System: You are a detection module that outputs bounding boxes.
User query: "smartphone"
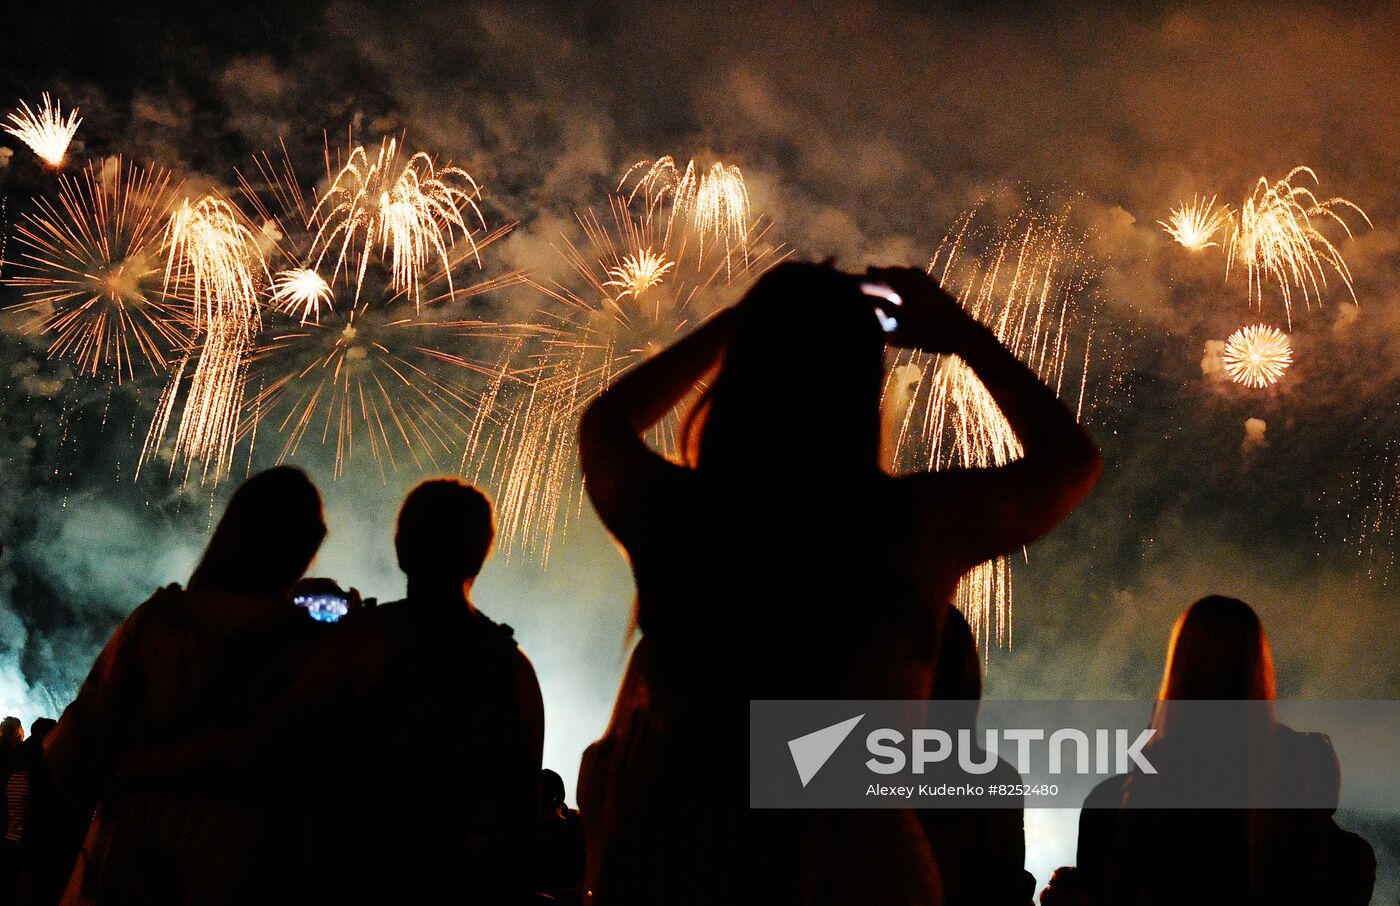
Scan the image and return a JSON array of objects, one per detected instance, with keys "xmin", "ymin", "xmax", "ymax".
[
  {"xmin": 293, "ymin": 592, "xmax": 351, "ymax": 623},
  {"xmin": 860, "ymin": 281, "xmax": 902, "ymax": 333}
]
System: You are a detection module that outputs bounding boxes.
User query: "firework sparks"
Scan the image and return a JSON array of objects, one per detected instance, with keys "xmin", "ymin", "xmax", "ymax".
[
  {"xmin": 246, "ymin": 299, "xmax": 515, "ymax": 479},
  {"xmin": 883, "ymin": 207, "xmax": 1097, "ymax": 649},
  {"xmin": 311, "ymin": 137, "xmax": 485, "ymax": 309},
  {"xmin": 1159, "ymin": 195, "xmax": 1232, "ymax": 250},
  {"xmin": 604, "ymin": 248, "xmax": 675, "ymax": 300},
  {"xmin": 1227, "ymin": 167, "xmax": 1370, "ymax": 327},
  {"xmin": 272, "ymin": 267, "xmax": 333, "ymax": 323},
  {"xmin": 4, "ymin": 94, "xmax": 82, "ymax": 167},
  {"xmin": 622, "ymin": 156, "xmax": 752, "ymax": 269},
  {"xmin": 237, "ymin": 146, "xmax": 529, "ymax": 478},
  {"xmin": 2, "ymin": 157, "xmax": 191, "ymax": 380},
  {"xmin": 477, "ymin": 185, "xmax": 785, "ymax": 561},
  {"xmin": 1222, "ymin": 324, "xmax": 1292, "ymax": 388},
  {"xmin": 142, "ymin": 194, "xmax": 267, "ymax": 481}
]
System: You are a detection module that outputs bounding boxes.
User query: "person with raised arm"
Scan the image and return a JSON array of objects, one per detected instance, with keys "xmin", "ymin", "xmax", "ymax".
[{"xmin": 577, "ymin": 262, "xmax": 1102, "ymax": 904}]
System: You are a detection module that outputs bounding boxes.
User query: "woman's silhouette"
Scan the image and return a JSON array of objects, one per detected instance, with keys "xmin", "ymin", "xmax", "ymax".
[
  {"xmin": 1069, "ymin": 596, "xmax": 1376, "ymax": 905},
  {"xmin": 577, "ymin": 263, "xmax": 1102, "ymax": 903},
  {"xmin": 44, "ymin": 466, "xmax": 328, "ymax": 906}
]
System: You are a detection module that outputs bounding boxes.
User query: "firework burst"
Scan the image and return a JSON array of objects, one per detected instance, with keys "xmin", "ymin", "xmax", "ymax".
[
  {"xmin": 477, "ymin": 183, "xmax": 785, "ymax": 561},
  {"xmin": 1159, "ymin": 195, "xmax": 1232, "ymax": 250},
  {"xmin": 236, "ymin": 146, "xmax": 528, "ymax": 479},
  {"xmin": 1227, "ymin": 167, "xmax": 1370, "ymax": 327},
  {"xmin": 4, "ymin": 94, "xmax": 82, "ymax": 167},
  {"xmin": 311, "ymin": 137, "xmax": 486, "ymax": 309},
  {"xmin": 1222, "ymin": 324, "xmax": 1292, "ymax": 388},
  {"xmin": 622, "ymin": 156, "xmax": 752, "ymax": 271},
  {"xmin": 882, "ymin": 207, "xmax": 1097, "ymax": 649},
  {"xmin": 271, "ymin": 268, "xmax": 333, "ymax": 323},
  {"xmin": 2, "ymin": 157, "xmax": 191, "ymax": 380}
]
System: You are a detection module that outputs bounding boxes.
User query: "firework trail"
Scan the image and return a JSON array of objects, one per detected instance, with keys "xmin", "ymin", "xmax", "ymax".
[
  {"xmin": 2, "ymin": 157, "xmax": 191, "ymax": 380},
  {"xmin": 237, "ymin": 146, "xmax": 529, "ymax": 479},
  {"xmin": 141, "ymin": 194, "xmax": 267, "ymax": 482},
  {"xmin": 1226, "ymin": 167, "xmax": 1370, "ymax": 327},
  {"xmin": 476, "ymin": 177, "xmax": 785, "ymax": 561},
  {"xmin": 882, "ymin": 207, "xmax": 1097, "ymax": 650},
  {"xmin": 4, "ymin": 94, "xmax": 82, "ymax": 167},
  {"xmin": 1159, "ymin": 195, "xmax": 1232, "ymax": 250},
  {"xmin": 1222, "ymin": 324, "xmax": 1292, "ymax": 388},
  {"xmin": 622, "ymin": 156, "xmax": 752, "ymax": 272},
  {"xmin": 311, "ymin": 137, "xmax": 486, "ymax": 310}
]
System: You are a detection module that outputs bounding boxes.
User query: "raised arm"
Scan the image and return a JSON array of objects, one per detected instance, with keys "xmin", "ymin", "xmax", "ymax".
[
  {"xmin": 578, "ymin": 307, "xmax": 738, "ymax": 538},
  {"xmin": 869, "ymin": 267, "xmax": 1103, "ymax": 566}
]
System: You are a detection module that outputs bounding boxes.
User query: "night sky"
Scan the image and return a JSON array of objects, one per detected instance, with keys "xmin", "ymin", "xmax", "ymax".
[{"xmin": 2, "ymin": 0, "xmax": 1397, "ymax": 895}]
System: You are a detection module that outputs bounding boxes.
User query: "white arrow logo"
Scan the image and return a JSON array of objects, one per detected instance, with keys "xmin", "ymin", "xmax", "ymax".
[{"xmin": 787, "ymin": 714, "xmax": 864, "ymax": 787}]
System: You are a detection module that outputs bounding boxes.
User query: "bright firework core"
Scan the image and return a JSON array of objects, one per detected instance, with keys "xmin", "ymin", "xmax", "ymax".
[
  {"xmin": 1159, "ymin": 195, "xmax": 1232, "ymax": 250},
  {"xmin": 3, "ymin": 93, "xmax": 82, "ymax": 167},
  {"xmin": 1222, "ymin": 323, "xmax": 1294, "ymax": 388}
]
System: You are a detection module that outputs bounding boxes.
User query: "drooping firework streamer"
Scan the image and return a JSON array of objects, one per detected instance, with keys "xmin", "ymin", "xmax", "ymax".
[
  {"xmin": 882, "ymin": 206, "xmax": 1098, "ymax": 651},
  {"xmin": 1226, "ymin": 166, "xmax": 1369, "ymax": 328},
  {"xmin": 141, "ymin": 194, "xmax": 266, "ymax": 482}
]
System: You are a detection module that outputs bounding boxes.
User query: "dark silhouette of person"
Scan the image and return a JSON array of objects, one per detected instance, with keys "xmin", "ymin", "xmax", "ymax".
[
  {"xmin": 919, "ymin": 608, "xmax": 1036, "ymax": 905},
  {"xmin": 576, "ymin": 262, "xmax": 1102, "ymax": 904},
  {"xmin": 320, "ymin": 479, "xmax": 545, "ymax": 904},
  {"xmin": 108, "ymin": 479, "xmax": 544, "ymax": 904},
  {"xmin": 0, "ymin": 715, "xmax": 25, "ymax": 898},
  {"xmin": 42, "ymin": 466, "xmax": 329, "ymax": 906},
  {"xmin": 7, "ymin": 717, "xmax": 85, "ymax": 906},
  {"xmin": 1052, "ymin": 596, "xmax": 1375, "ymax": 905},
  {"xmin": 533, "ymin": 768, "xmax": 585, "ymax": 904}
]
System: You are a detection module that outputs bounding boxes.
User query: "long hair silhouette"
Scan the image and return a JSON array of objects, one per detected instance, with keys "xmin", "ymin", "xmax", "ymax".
[
  {"xmin": 188, "ymin": 466, "xmax": 326, "ymax": 595},
  {"xmin": 683, "ymin": 262, "xmax": 885, "ymax": 474}
]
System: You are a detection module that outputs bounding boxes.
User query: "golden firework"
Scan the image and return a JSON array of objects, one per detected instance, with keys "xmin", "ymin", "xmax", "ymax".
[
  {"xmin": 271, "ymin": 268, "xmax": 333, "ymax": 323},
  {"xmin": 476, "ymin": 184, "xmax": 785, "ymax": 562},
  {"xmin": 1222, "ymin": 324, "xmax": 1292, "ymax": 388},
  {"xmin": 604, "ymin": 248, "xmax": 675, "ymax": 300},
  {"xmin": 311, "ymin": 137, "xmax": 485, "ymax": 309},
  {"xmin": 1159, "ymin": 195, "xmax": 1232, "ymax": 250},
  {"xmin": 236, "ymin": 145, "xmax": 530, "ymax": 478},
  {"xmin": 1, "ymin": 157, "xmax": 190, "ymax": 380},
  {"xmin": 622, "ymin": 156, "xmax": 752, "ymax": 270},
  {"xmin": 142, "ymin": 194, "xmax": 267, "ymax": 482},
  {"xmin": 4, "ymin": 94, "xmax": 81, "ymax": 167},
  {"xmin": 883, "ymin": 207, "xmax": 1096, "ymax": 649},
  {"xmin": 1227, "ymin": 167, "xmax": 1370, "ymax": 327}
]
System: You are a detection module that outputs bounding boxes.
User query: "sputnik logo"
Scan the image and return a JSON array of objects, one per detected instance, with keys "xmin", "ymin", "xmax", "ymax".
[{"xmin": 787, "ymin": 714, "xmax": 864, "ymax": 787}]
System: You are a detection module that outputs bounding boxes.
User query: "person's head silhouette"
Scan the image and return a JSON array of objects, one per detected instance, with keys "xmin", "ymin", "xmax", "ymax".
[
  {"xmin": 683, "ymin": 262, "xmax": 885, "ymax": 475},
  {"xmin": 1159, "ymin": 595, "xmax": 1275, "ymax": 702},
  {"xmin": 1150, "ymin": 595, "xmax": 1277, "ymax": 739},
  {"xmin": 541, "ymin": 768, "xmax": 567, "ymax": 812},
  {"xmin": 396, "ymin": 479, "xmax": 495, "ymax": 596},
  {"xmin": 188, "ymin": 466, "xmax": 326, "ymax": 597},
  {"xmin": 0, "ymin": 715, "xmax": 23, "ymax": 749},
  {"xmin": 28, "ymin": 717, "xmax": 56, "ymax": 743}
]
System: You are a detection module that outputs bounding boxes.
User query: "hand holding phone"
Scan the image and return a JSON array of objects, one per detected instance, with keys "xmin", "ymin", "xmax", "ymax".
[
  {"xmin": 859, "ymin": 281, "xmax": 903, "ymax": 333},
  {"xmin": 863, "ymin": 267, "xmax": 979, "ymax": 354},
  {"xmin": 290, "ymin": 577, "xmax": 362, "ymax": 623}
]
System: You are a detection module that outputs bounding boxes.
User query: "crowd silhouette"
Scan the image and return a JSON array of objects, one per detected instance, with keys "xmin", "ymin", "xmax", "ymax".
[{"xmin": 0, "ymin": 263, "xmax": 1376, "ymax": 904}]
